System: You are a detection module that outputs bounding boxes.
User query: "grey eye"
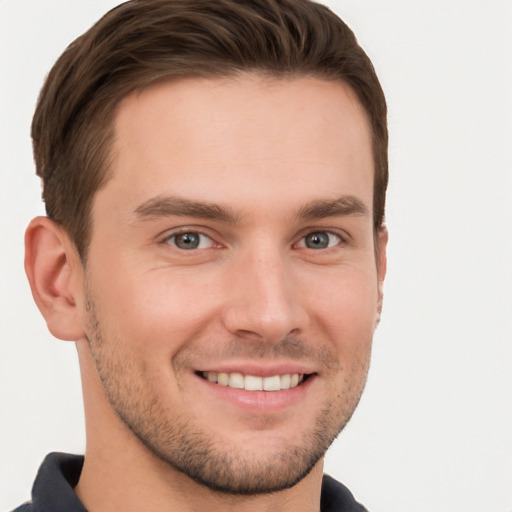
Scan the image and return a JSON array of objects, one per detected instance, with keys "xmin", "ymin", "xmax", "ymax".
[
  {"xmin": 167, "ymin": 232, "xmax": 214, "ymax": 250},
  {"xmin": 300, "ymin": 231, "xmax": 341, "ymax": 249},
  {"xmin": 174, "ymin": 233, "xmax": 200, "ymax": 249}
]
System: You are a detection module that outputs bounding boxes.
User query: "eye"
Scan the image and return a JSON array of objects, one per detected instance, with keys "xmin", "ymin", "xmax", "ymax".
[
  {"xmin": 297, "ymin": 231, "xmax": 342, "ymax": 250},
  {"xmin": 165, "ymin": 232, "xmax": 214, "ymax": 250}
]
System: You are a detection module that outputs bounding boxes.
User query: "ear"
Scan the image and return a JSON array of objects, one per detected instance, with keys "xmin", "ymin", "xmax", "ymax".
[
  {"xmin": 375, "ymin": 226, "xmax": 388, "ymax": 324},
  {"xmin": 24, "ymin": 216, "xmax": 86, "ymax": 341}
]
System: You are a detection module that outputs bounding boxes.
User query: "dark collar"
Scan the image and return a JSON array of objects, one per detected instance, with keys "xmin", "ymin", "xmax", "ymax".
[{"xmin": 16, "ymin": 452, "xmax": 366, "ymax": 512}]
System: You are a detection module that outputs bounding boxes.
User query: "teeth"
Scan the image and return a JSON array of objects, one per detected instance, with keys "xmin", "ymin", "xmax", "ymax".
[
  {"xmin": 217, "ymin": 372, "xmax": 229, "ymax": 386},
  {"xmin": 280, "ymin": 374, "xmax": 291, "ymax": 389},
  {"xmin": 245, "ymin": 375, "xmax": 263, "ymax": 391},
  {"xmin": 202, "ymin": 371, "xmax": 305, "ymax": 391},
  {"xmin": 229, "ymin": 372, "xmax": 244, "ymax": 389},
  {"xmin": 263, "ymin": 375, "xmax": 281, "ymax": 391}
]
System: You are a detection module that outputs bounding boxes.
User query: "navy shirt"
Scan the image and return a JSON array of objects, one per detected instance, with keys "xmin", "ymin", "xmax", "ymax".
[{"xmin": 13, "ymin": 452, "xmax": 367, "ymax": 512}]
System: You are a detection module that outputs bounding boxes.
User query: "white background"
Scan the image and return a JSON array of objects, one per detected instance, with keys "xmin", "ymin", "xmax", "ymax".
[{"xmin": 1, "ymin": 1, "xmax": 511, "ymax": 511}]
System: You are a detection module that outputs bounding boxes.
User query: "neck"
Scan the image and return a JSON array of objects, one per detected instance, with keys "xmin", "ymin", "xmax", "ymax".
[{"xmin": 74, "ymin": 340, "xmax": 324, "ymax": 512}]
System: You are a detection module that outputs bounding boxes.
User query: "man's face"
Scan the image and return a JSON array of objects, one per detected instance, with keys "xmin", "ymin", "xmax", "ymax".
[{"xmin": 80, "ymin": 75, "xmax": 386, "ymax": 494}]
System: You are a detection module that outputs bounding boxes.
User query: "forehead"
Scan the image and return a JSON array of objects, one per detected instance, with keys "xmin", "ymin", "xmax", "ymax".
[{"xmin": 100, "ymin": 74, "xmax": 374, "ymax": 220}]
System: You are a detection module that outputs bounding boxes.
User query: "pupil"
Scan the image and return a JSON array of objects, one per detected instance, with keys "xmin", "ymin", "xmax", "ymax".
[
  {"xmin": 176, "ymin": 233, "xmax": 199, "ymax": 249},
  {"xmin": 306, "ymin": 232, "xmax": 328, "ymax": 249}
]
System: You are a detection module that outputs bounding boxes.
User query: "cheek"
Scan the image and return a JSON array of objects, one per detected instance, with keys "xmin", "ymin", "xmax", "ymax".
[
  {"xmin": 303, "ymin": 264, "xmax": 378, "ymax": 349},
  {"xmin": 89, "ymin": 265, "xmax": 223, "ymax": 354}
]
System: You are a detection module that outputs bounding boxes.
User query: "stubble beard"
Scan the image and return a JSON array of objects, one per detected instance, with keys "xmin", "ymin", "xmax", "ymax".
[{"xmin": 84, "ymin": 294, "xmax": 370, "ymax": 495}]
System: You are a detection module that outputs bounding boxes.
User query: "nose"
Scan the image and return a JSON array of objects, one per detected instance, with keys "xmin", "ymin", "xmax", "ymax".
[{"xmin": 220, "ymin": 247, "xmax": 309, "ymax": 344}]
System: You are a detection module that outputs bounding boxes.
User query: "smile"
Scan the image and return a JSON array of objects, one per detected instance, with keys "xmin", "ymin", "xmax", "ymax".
[{"xmin": 200, "ymin": 371, "xmax": 305, "ymax": 391}]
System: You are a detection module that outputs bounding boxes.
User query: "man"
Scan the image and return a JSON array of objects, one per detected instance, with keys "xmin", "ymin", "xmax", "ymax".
[{"xmin": 15, "ymin": 0, "xmax": 388, "ymax": 510}]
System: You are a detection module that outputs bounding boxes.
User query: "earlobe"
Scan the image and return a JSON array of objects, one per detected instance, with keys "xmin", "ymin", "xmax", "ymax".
[{"xmin": 24, "ymin": 216, "xmax": 86, "ymax": 341}]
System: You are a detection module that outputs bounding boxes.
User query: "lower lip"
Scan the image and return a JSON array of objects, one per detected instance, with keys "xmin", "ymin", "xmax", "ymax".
[{"xmin": 196, "ymin": 374, "xmax": 316, "ymax": 413}]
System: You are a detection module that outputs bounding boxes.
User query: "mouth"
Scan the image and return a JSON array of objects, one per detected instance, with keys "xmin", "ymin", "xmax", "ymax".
[{"xmin": 197, "ymin": 371, "xmax": 312, "ymax": 391}]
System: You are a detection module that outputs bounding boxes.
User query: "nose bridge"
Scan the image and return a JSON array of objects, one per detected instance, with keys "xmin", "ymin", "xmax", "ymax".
[{"xmin": 222, "ymin": 243, "xmax": 307, "ymax": 342}]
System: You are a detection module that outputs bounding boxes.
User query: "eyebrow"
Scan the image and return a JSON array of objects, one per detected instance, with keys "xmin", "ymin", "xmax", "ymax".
[
  {"xmin": 134, "ymin": 194, "xmax": 368, "ymax": 224},
  {"xmin": 296, "ymin": 195, "xmax": 369, "ymax": 221},
  {"xmin": 134, "ymin": 196, "xmax": 241, "ymax": 224}
]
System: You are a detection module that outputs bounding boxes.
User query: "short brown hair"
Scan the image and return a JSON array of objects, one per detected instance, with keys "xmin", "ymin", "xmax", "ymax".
[{"xmin": 32, "ymin": 0, "xmax": 388, "ymax": 259}]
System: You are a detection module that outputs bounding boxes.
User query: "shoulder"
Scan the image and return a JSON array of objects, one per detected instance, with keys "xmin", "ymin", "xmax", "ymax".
[
  {"xmin": 10, "ymin": 505, "xmax": 33, "ymax": 512},
  {"xmin": 9, "ymin": 452, "xmax": 86, "ymax": 512},
  {"xmin": 321, "ymin": 474, "xmax": 368, "ymax": 512}
]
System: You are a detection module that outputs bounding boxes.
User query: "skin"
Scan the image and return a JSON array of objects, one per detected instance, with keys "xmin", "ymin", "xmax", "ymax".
[{"xmin": 25, "ymin": 75, "xmax": 387, "ymax": 512}]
